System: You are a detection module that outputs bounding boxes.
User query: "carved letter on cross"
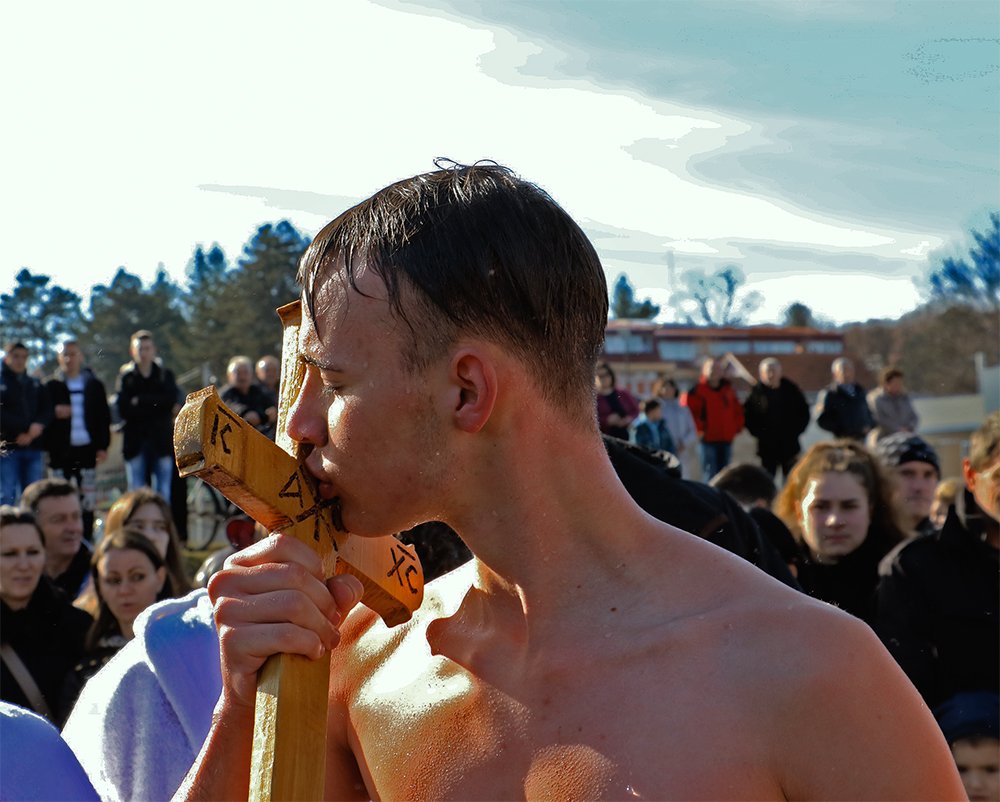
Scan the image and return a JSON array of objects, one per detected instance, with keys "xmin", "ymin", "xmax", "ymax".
[{"xmin": 174, "ymin": 301, "xmax": 424, "ymax": 801}]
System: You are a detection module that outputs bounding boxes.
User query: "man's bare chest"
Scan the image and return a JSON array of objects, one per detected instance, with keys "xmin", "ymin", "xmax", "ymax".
[{"xmin": 346, "ymin": 649, "xmax": 780, "ymax": 801}]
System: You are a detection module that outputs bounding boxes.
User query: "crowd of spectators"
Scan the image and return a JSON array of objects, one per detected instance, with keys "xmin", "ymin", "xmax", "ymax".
[
  {"xmin": 0, "ymin": 331, "xmax": 997, "ymax": 800},
  {"xmin": 597, "ymin": 353, "xmax": 999, "ymax": 799}
]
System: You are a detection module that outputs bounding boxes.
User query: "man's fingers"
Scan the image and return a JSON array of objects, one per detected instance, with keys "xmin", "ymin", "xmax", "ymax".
[
  {"xmin": 328, "ymin": 574, "xmax": 364, "ymax": 617},
  {"xmin": 208, "ymin": 562, "xmax": 338, "ymax": 625},
  {"xmin": 224, "ymin": 533, "xmax": 324, "ymax": 577},
  {"xmin": 218, "ymin": 621, "xmax": 333, "ymax": 675}
]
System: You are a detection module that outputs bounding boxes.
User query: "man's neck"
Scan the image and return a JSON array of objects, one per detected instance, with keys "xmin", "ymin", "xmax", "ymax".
[
  {"xmin": 440, "ymin": 422, "xmax": 671, "ymax": 640},
  {"xmin": 46, "ymin": 550, "xmax": 75, "ymax": 579},
  {"xmin": 64, "ymin": 368, "xmax": 81, "ymax": 380},
  {"xmin": 137, "ymin": 360, "xmax": 154, "ymax": 377}
]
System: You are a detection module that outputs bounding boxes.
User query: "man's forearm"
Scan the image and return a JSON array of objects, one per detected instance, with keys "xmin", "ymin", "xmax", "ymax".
[{"xmin": 173, "ymin": 699, "xmax": 255, "ymax": 802}]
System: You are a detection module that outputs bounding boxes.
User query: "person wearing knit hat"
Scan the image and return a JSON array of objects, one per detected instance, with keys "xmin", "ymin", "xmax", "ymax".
[
  {"xmin": 876, "ymin": 432, "xmax": 941, "ymax": 537},
  {"xmin": 934, "ymin": 691, "xmax": 1000, "ymax": 802}
]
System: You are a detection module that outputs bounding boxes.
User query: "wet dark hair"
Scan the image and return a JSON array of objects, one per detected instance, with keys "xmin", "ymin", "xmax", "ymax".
[{"xmin": 298, "ymin": 162, "xmax": 609, "ymax": 413}]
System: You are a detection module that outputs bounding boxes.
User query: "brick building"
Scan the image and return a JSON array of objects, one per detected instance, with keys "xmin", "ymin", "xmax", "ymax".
[{"xmin": 600, "ymin": 320, "xmax": 874, "ymax": 401}]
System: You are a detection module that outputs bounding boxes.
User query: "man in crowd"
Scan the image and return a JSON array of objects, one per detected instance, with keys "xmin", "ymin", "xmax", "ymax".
[
  {"xmin": 0, "ymin": 342, "xmax": 51, "ymax": 506},
  {"xmin": 742, "ymin": 357, "xmax": 810, "ymax": 481},
  {"xmin": 115, "ymin": 330, "xmax": 179, "ymax": 503},
  {"xmin": 684, "ymin": 356, "xmax": 744, "ymax": 480},
  {"xmin": 20, "ymin": 478, "xmax": 90, "ymax": 600},
  {"xmin": 254, "ymin": 354, "xmax": 280, "ymax": 439},
  {"xmin": 815, "ymin": 356, "xmax": 874, "ymax": 441},
  {"xmin": 44, "ymin": 340, "xmax": 111, "ymax": 540},
  {"xmin": 220, "ymin": 355, "xmax": 272, "ymax": 433},
  {"xmin": 867, "ymin": 366, "xmax": 919, "ymax": 444},
  {"xmin": 877, "ymin": 413, "xmax": 1000, "ymax": 710},
  {"xmin": 66, "ymin": 164, "xmax": 962, "ymax": 801},
  {"xmin": 876, "ymin": 432, "xmax": 941, "ymax": 538}
]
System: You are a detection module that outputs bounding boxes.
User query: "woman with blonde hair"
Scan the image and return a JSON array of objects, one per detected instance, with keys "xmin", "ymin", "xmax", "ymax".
[
  {"xmin": 103, "ymin": 488, "xmax": 190, "ymax": 599},
  {"xmin": 775, "ymin": 439, "xmax": 907, "ymax": 625}
]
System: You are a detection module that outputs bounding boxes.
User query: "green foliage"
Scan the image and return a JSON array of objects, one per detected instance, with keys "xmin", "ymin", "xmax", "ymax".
[
  {"xmin": 79, "ymin": 268, "xmax": 188, "ymax": 389},
  {"xmin": 0, "ymin": 269, "xmax": 84, "ymax": 374},
  {"xmin": 927, "ymin": 212, "xmax": 1000, "ymax": 310},
  {"xmin": 669, "ymin": 265, "xmax": 762, "ymax": 326},
  {"xmin": 611, "ymin": 274, "xmax": 660, "ymax": 319},
  {"xmin": 782, "ymin": 302, "xmax": 816, "ymax": 328}
]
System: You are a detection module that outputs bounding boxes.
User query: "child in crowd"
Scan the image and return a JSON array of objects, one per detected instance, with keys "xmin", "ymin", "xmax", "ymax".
[{"xmin": 935, "ymin": 691, "xmax": 1000, "ymax": 802}]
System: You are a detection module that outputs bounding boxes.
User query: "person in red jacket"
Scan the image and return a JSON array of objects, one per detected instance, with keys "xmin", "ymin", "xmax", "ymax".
[{"xmin": 684, "ymin": 357, "xmax": 745, "ymax": 480}]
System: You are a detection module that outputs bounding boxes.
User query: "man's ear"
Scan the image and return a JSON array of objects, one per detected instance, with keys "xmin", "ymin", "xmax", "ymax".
[
  {"xmin": 449, "ymin": 348, "xmax": 497, "ymax": 433},
  {"xmin": 962, "ymin": 457, "xmax": 976, "ymax": 493}
]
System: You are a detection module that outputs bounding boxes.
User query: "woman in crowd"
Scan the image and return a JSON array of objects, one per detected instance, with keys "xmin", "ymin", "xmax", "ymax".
[
  {"xmin": 594, "ymin": 362, "xmax": 639, "ymax": 441},
  {"xmin": 67, "ymin": 528, "xmax": 168, "ymax": 695},
  {"xmin": 774, "ymin": 440, "xmax": 907, "ymax": 625},
  {"xmin": 103, "ymin": 488, "xmax": 190, "ymax": 598},
  {"xmin": 652, "ymin": 375, "xmax": 700, "ymax": 478},
  {"xmin": 0, "ymin": 507, "xmax": 91, "ymax": 725}
]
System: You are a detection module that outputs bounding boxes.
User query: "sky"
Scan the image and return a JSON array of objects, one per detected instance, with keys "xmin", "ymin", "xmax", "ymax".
[{"xmin": 5, "ymin": 0, "xmax": 998, "ymax": 326}]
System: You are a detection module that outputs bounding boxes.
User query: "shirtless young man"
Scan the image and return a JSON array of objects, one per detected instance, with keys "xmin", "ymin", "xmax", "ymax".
[{"xmin": 178, "ymin": 164, "xmax": 963, "ymax": 800}]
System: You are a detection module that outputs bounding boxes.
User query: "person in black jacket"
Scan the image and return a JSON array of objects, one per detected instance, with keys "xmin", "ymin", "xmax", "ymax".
[
  {"xmin": 877, "ymin": 413, "xmax": 1000, "ymax": 709},
  {"xmin": 0, "ymin": 507, "xmax": 91, "ymax": 726},
  {"xmin": 115, "ymin": 330, "xmax": 179, "ymax": 503},
  {"xmin": 743, "ymin": 358, "xmax": 810, "ymax": 481},
  {"xmin": 220, "ymin": 356, "xmax": 272, "ymax": 434},
  {"xmin": 44, "ymin": 341, "xmax": 111, "ymax": 541},
  {"xmin": 815, "ymin": 357, "xmax": 874, "ymax": 441},
  {"xmin": 0, "ymin": 342, "xmax": 52, "ymax": 507}
]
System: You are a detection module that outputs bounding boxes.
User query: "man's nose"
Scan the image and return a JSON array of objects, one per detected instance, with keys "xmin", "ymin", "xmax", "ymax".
[{"xmin": 285, "ymin": 369, "xmax": 328, "ymax": 447}]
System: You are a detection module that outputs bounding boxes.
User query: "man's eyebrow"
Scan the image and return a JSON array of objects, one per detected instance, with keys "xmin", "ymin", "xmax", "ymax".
[{"xmin": 301, "ymin": 353, "xmax": 343, "ymax": 372}]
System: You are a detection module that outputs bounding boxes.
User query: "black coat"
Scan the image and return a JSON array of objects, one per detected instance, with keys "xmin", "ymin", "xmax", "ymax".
[
  {"xmin": 44, "ymin": 369, "xmax": 112, "ymax": 469},
  {"xmin": 816, "ymin": 382, "xmax": 875, "ymax": 440},
  {"xmin": 115, "ymin": 362, "xmax": 179, "ymax": 459},
  {"xmin": 793, "ymin": 527, "xmax": 896, "ymax": 626},
  {"xmin": 0, "ymin": 362, "xmax": 52, "ymax": 449},
  {"xmin": 876, "ymin": 493, "xmax": 999, "ymax": 709},
  {"xmin": 0, "ymin": 577, "xmax": 92, "ymax": 725},
  {"xmin": 743, "ymin": 378, "xmax": 810, "ymax": 462}
]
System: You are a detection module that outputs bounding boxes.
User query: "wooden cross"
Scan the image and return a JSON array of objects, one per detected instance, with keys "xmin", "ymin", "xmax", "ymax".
[{"xmin": 174, "ymin": 301, "xmax": 424, "ymax": 801}]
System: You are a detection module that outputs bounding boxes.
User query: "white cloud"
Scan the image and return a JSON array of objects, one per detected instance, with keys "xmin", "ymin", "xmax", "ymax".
[{"xmin": 1, "ymin": 0, "xmax": 950, "ymax": 324}]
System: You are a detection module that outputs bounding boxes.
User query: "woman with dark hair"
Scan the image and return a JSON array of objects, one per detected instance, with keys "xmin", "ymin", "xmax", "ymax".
[
  {"xmin": 67, "ymin": 528, "xmax": 168, "ymax": 696},
  {"xmin": 774, "ymin": 440, "xmax": 907, "ymax": 625},
  {"xmin": 594, "ymin": 362, "xmax": 639, "ymax": 440},
  {"xmin": 0, "ymin": 506, "xmax": 91, "ymax": 725}
]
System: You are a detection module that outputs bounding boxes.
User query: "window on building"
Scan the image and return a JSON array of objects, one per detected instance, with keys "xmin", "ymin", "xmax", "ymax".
[
  {"xmin": 708, "ymin": 340, "xmax": 752, "ymax": 355},
  {"xmin": 604, "ymin": 335, "xmax": 625, "ymax": 354},
  {"xmin": 753, "ymin": 340, "xmax": 797, "ymax": 354},
  {"xmin": 806, "ymin": 340, "xmax": 844, "ymax": 354},
  {"xmin": 657, "ymin": 341, "xmax": 698, "ymax": 361}
]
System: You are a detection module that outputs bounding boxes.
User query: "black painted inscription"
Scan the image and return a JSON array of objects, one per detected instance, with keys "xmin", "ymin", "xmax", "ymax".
[{"xmin": 386, "ymin": 546, "xmax": 420, "ymax": 594}]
